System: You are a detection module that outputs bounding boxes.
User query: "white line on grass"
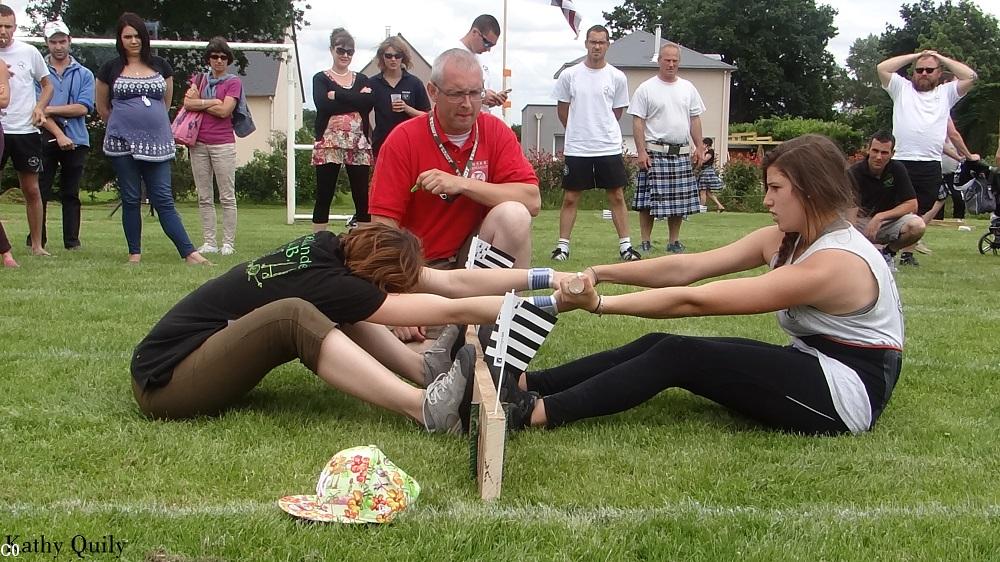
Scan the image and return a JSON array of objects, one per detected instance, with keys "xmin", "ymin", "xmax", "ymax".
[{"xmin": 7, "ymin": 499, "xmax": 1000, "ymax": 523}]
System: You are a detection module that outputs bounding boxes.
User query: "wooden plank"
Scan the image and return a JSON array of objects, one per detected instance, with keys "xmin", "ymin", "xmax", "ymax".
[{"xmin": 468, "ymin": 325, "xmax": 506, "ymax": 501}]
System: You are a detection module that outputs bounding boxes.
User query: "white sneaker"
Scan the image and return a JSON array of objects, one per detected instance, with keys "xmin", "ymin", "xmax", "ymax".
[
  {"xmin": 220, "ymin": 243, "xmax": 235, "ymax": 256},
  {"xmin": 198, "ymin": 243, "xmax": 219, "ymax": 254}
]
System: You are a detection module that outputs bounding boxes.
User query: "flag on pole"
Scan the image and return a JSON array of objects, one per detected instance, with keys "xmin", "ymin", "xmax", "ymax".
[
  {"xmin": 465, "ymin": 236, "xmax": 516, "ymax": 270},
  {"xmin": 551, "ymin": 0, "xmax": 582, "ymax": 38},
  {"xmin": 485, "ymin": 298, "xmax": 558, "ymax": 373}
]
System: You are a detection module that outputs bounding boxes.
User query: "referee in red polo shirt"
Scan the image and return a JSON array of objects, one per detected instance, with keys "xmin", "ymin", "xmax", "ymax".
[{"xmin": 369, "ymin": 48, "xmax": 540, "ymax": 342}]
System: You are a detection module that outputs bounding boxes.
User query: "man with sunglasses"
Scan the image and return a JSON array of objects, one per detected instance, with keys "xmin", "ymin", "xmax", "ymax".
[
  {"xmin": 456, "ymin": 14, "xmax": 508, "ymax": 109},
  {"xmin": 369, "ymin": 49, "xmax": 539, "ymax": 342},
  {"xmin": 877, "ymin": 49, "xmax": 977, "ymax": 249}
]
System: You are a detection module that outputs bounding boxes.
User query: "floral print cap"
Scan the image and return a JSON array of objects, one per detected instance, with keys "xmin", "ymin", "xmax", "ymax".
[{"xmin": 278, "ymin": 445, "xmax": 420, "ymax": 523}]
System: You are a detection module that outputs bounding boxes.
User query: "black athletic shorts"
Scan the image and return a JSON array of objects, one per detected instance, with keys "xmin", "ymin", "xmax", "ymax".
[
  {"xmin": 562, "ymin": 154, "xmax": 627, "ymax": 191},
  {"xmin": 1, "ymin": 133, "xmax": 44, "ymax": 173}
]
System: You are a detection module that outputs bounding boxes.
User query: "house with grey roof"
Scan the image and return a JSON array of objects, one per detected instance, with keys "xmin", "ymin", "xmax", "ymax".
[
  {"xmin": 521, "ymin": 30, "xmax": 735, "ymax": 163},
  {"xmin": 231, "ymin": 51, "xmax": 303, "ymax": 166}
]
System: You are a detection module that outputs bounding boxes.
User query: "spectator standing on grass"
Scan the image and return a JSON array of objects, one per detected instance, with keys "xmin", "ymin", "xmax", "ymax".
[
  {"xmin": 877, "ymin": 49, "xmax": 978, "ymax": 256},
  {"xmin": 551, "ymin": 25, "xmax": 640, "ymax": 262},
  {"xmin": 311, "ymin": 28, "xmax": 374, "ymax": 231},
  {"xmin": 697, "ymin": 137, "xmax": 725, "ymax": 213},
  {"xmin": 630, "ymin": 42, "xmax": 706, "ymax": 254},
  {"xmin": 369, "ymin": 36, "xmax": 431, "ymax": 159},
  {"xmin": 455, "ymin": 14, "xmax": 508, "ymax": 110},
  {"xmin": 183, "ymin": 36, "xmax": 243, "ymax": 257},
  {"xmin": 0, "ymin": 3, "xmax": 54, "ymax": 257},
  {"xmin": 95, "ymin": 12, "xmax": 208, "ymax": 265},
  {"xmin": 0, "ymin": 55, "xmax": 17, "ymax": 267},
  {"xmin": 34, "ymin": 20, "xmax": 93, "ymax": 251}
]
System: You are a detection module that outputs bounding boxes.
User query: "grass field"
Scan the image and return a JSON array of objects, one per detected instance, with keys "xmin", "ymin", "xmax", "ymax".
[{"xmin": 2, "ymin": 201, "xmax": 999, "ymax": 561}]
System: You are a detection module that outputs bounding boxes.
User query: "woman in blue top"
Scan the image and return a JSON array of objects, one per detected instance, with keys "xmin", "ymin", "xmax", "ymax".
[
  {"xmin": 368, "ymin": 36, "xmax": 431, "ymax": 159},
  {"xmin": 95, "ymin": 12, "xmax": 208, "ymax": 265}
]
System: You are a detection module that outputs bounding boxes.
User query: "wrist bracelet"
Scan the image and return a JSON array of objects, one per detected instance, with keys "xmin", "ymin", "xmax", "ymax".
[
  {"xmin": 528, "ymin": 267, "xmax": 554, "ymax": 290},
  {"xmin": 589, "ymin": 295, "xmax": 603, "ymax": 316},
  {"xmin": 586, "ymin": 266, "xmax": 600, "ymax": 285},
  {"xmin": 528, "ymin": 295, "xmax": 558, "ymax": 315}
]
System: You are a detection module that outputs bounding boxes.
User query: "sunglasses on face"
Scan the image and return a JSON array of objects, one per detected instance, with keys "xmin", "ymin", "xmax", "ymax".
[
  {"xmin": 335, "ymin": 47, "xmax": 355, "ymax": 56},
  {"xmin": 383, "ymin": 52, "xmax": 403, "ymax": 60},
  {"xmin": 208, "ymin": 54, "xmax": 229, "ymax": 61},
  {"xmin": 477, "ymin": 30, "xmax": 495, "ymax": 49},
  {"xmin": 914, "ymin": 67, "xmax": 938, "ymax": 74}
]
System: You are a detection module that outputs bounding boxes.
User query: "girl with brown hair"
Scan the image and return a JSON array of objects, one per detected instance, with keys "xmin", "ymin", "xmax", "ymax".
[
  {"xmin": 130, "ymin": 223, "xmax": 587, "ymax": 433},
  {"xmin": 508, "ymin": 134, "xmax": 904, "ymax": 435}
]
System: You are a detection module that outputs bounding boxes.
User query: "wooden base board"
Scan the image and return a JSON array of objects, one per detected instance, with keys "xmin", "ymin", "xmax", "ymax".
[{"xmin": 468, "ymin": 325, "xmax": 506, "ymax": 501}]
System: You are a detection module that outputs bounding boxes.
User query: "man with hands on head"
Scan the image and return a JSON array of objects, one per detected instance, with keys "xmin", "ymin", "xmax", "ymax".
[{"xmin": 369, "ymin": 48, "xmax": 539, "ymax": 343}]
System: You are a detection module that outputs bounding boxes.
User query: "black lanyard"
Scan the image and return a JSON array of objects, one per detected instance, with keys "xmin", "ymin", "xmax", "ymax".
[{"xmin": 428, "ymin": 110, "xmax": 479, "ymax": 182}]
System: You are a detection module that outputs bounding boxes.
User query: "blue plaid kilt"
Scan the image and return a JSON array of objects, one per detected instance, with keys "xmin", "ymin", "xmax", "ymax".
[
  {"xmin": 698, "ymin": 165, "xmax": 724, "ymax": 192},
  {"xmin": 632, "ymin": 153, "xmax": 701, "ymax": 217}
]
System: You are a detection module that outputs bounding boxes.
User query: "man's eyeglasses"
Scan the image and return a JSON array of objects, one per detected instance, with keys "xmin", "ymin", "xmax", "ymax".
[
  {"xmin": 434, "ymin": 85, "xmax": 485, "ymax": 104},
  {"xmin": 383, "ymin": 52, "xmax": 403, "ymax": 60},
  {"xmin": 208, "ymin": 54, "xmax": 229, "ymax": 61},
  {"xmin": 335, "ymin": 47, "xmax": 355, "ymax": 56},
  {"xmin": 914, "ymin": 66, "xmax": 939, "ymax": 74}
]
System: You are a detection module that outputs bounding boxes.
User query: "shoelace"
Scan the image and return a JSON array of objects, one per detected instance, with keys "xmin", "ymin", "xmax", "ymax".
[{"xmin": 424, "ymin": 372, "xmax": 453, "ymax": 405}]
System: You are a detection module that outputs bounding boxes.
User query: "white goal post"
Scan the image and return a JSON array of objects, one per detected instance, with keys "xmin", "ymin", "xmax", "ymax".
[{"xmin": 21, "ymin": 36, "xmax": 334, "ymax": 225}]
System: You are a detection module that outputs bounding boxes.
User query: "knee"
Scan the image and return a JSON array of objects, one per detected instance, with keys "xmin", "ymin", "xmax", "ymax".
[
  {"xmin": 907, "ymin": 218, "xmax": 926, "ymax": 238},
  {"xmin": 561, "ymin": 192, "xmax": 580, "ymax": 208},
  {"xmin": 488, "ymin": 201, "xmax": 532, "ymax": 234},
  {"xmin": 607, "ymin": 188, "xmax": 626, "ymax": 205}
]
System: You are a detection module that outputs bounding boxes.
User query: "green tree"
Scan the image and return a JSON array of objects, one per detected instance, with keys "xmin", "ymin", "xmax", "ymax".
[{"xmin": 603, "ymin": 0, "xmax": 841, "ymax": 122}]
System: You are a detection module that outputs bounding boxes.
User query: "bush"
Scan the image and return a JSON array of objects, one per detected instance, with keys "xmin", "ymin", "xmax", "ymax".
[
  {"xmin": 526, "ymin": 149, "xmax": 639, "ymax": 210},
  {"xmin": 729, "ymin": 117, "xmax": 864, "ymax": 155},
  {"xmin": 235, "ymin": 130, "xmax": 339, "ymax": 204},
  {"xmin": 719, "ymin": 153, "xmax": 765, "ymax": 213}
]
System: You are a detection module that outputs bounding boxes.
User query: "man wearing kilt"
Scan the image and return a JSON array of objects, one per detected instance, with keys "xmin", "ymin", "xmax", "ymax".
[{"xmin": 630, "ymin": 42, "xmax": 706, "ymax": 254}]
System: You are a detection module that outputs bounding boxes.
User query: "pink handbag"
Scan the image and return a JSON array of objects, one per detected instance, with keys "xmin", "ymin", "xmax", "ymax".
[{"xmin": 171, "ymin": 74, "xmax": 205, "ymax": 147}]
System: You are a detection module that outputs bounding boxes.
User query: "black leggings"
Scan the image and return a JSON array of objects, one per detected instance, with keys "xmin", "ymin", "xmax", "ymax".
[
  {"xmin": 526, "ymin": 333, "xmax": 851, "ymax": 435},
  {"xmin": 313, "ymin": 162, "xmax": 370, "ymax": 224}
]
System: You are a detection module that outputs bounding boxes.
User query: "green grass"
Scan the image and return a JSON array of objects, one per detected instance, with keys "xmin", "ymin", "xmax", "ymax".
[{"xmin": 2, "ymin": 201, "xmax": 999, "ymax": 561}]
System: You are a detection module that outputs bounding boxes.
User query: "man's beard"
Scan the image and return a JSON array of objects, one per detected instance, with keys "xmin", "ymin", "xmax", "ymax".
[{"xmin": 912, "ymin": 77, "xmax": 936, "ymax": 92}]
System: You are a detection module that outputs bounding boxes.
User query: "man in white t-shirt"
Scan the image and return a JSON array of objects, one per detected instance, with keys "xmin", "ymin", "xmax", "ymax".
[
  {"xmin": 0, "ymin": 4, "xmax": 55, "ymax": 256},
  {"xmin": 550, "ymin": 25, "xmax": 639, "ymax": 262},
  {"xmin": 877, "ymin": 50, "xmax": 976, "ymax": 223},
  {"xmin": 629, "ymin": 42, "xmax": 706, "ymax": 254},
  {"xmin": 455, "ymin": 14, "xmax": 507, "ymax": 109}
]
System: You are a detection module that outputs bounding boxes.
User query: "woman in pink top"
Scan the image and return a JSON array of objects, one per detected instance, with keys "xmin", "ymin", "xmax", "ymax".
[{"xmin": 183, "ymin": 36, "xmax": 242, "ymax": 256}]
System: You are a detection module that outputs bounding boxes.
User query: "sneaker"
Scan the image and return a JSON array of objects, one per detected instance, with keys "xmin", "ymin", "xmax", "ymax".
[
  {"xmin": 220, "ymin": 243, "xmax": 235, "ymax": 256},
  {"xmin": 198, "ymin": 243, "xmax": 219, "ymax": 254},
  {"xmin": 423, "ymin": 344, "xmax": 475, "ymax": 433},
  {"xmin": 422, "ymin": 325, "xmax": 463, "ymax": 387},
  {"xmin": 914, "ymin": 240, "xmax": 932, "ymax": 255},
  {"xmin": 899, "ymin": 252, "xmax": 919, "ymax": 267},
  {"xmin": 620, "ymin": 246, "xmax": 642, "ymax": 261},
  {"xmin": 699, "ymin": 205, "xmax": 709, "ymax": 213},
  {"xmin": 345, "ymin": 215, "xmax": 358, "ymax": 229},
  {"xmin": 639, "ymin": 240, "xmax": 653, "ymax": 253},
  {"xmin": 551, "ymin": 247, "xmax": 569, "ymax": 261},
  {"xmin": 881, "ymin": 249, "xmax": 897, "ymax": 272},
  {"xmin": 503, "ymin": 387, "xmax": 539, "ymax": 432},
  {"xmin": 666, "ymin": 241, "xmax": 685, "ymax": 254}
]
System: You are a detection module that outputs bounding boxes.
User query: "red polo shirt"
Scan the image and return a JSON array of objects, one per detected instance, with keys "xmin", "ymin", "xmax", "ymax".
[{"xmin": 369, "ymin": 110, "xmax": 538, "ymax": 260}]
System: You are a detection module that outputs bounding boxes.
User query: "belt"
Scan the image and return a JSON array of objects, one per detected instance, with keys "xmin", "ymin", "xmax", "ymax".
[{"xmin": 646, "ymin": 142, "xmax": 689, "ymax": 155}]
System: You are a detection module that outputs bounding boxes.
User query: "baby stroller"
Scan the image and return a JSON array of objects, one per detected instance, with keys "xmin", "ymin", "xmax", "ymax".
[{"xmin": 954, "ymin": 159, "xmax": 999, "ymax": 254}]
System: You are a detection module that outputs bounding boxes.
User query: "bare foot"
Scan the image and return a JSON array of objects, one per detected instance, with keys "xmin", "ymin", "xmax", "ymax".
[
  {"xmin": 2, "ymin": 252, "xmax": 19, "ymax": 268},
  {"xmin": 127, "ymin": 254, "xmax": 142, "ymax": 264},
  {"xmin": 30, "ymin": 246, "xmax": 51, "ymax": 256},
  {"xmin": 185, "ymin": 251, "xmax": 212, "ymax": 265}
]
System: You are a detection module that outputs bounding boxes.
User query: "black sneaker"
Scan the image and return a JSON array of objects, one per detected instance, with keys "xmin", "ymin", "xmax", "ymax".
[
  {"xmin": 551, "ymin": 247, "xmax": 569, "ymax": 261},
  {"xmin": 899, "ymin": 252, "xmax": 919, "ymax": 266},
  {"xmin": 620, "ymin": 246, "xmax": 642, "ymax": 261},
  {"xmin": 503, "ymin": 388, "xmax": 539, "ymax": 432}
]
